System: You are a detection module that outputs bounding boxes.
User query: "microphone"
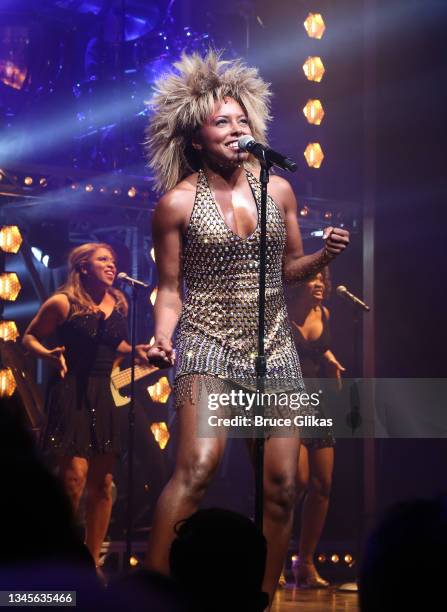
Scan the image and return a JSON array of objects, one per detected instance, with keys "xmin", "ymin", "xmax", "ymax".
[
  {"xmin": 336, "ymin": 285, "xmax": 370, "ymax": 312},
  {"xmin": 238, "ymin": 136, "xmax": 297, "ymax": 173},
  {"xmin": 117, "ymin": 272, "xmax": 150, "ymax": 290}
]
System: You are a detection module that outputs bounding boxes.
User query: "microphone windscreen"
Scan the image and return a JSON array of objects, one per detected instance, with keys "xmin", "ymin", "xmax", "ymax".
[
  {"xmin": 238, "ymin": 135, "xmax": 255, "ymax": 150},
  {"xmin": 336, "ymin": 285, "xmax": 347, "ymax": 296}
]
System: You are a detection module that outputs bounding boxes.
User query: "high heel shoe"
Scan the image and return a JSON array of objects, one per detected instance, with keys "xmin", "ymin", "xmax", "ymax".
[{"xmin": 295, "ymin": 560, "xmax": 330, "ymax": 589}]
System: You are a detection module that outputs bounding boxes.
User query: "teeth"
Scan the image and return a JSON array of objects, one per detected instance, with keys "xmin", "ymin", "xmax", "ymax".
[{"xmin": 227, "ymin": 142, "xmax": 239, "ymax": 149}]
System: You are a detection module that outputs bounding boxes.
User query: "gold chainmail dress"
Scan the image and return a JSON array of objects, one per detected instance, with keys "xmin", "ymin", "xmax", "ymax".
[{"xmin": 175, "ymin": 168, "xmax": 304, "ymax": 421}]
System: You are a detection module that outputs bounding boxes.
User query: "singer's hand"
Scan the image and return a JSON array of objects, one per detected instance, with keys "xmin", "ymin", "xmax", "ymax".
[
  {"xmin": 323, "ymin": 352, "xmax": 346, "ymax": 390},
  {"xmin": 44, "ymin": 346, "xmax": 68, "ymax": 378},
  {"xmin": 322, "ymin": 227, "xmax": 350, "ymax": 257},
  {"xmin": 135, "ymin": 344, "xmax": 151, "ymax": 366},
  {"xmin": 147, "ymin": 338, "xmax": 175, "ymax": 369}
]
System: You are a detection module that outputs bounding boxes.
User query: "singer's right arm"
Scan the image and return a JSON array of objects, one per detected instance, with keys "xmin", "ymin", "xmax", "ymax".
[{"xmin": 149, "ymin": 191, "xmax": 187, "ymax": 366}]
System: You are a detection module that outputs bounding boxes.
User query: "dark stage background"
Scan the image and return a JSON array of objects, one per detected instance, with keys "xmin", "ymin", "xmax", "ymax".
[{"xmin": 0, "ymin": 0, "xmax": 445, "ymax": 572}]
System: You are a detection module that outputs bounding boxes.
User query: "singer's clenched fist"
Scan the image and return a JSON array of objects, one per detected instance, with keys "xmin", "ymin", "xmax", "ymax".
[
  {"xmin": 322, "ymin": 227, "xmax": 350, "ymax": 257},
  {"xmin": 147, "ymin": 338, "xmax": 175, "ymax": 369}
]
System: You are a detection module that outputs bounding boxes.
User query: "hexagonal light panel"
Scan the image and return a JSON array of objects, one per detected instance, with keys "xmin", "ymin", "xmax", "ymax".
[
  {"xmin": 0, "ymin": 320, "xmax": 19, "ymax": 341},
  {"xmin": 0, "ymin": 272, "xmax": 21, "ymax": 301},
  {"xmin": 0, "ymin": 226, "xmax": 23, "ymax": 253},
  {"xmin": 304, "ymin": 143, "xmax": 325, "ymax": 168},
  {"xmin": 304, "ymin": 13, "xmax": 326, "ymax": 39},
  {"xmin": 303, "ymin": 99, "xmax": 325, "ymax": 125},
  {"xmin": 302, "ymin": 57, "xmax": 325, "ymax": 82},
  {"xmin": 150, "ymin": 422, "xmax": 170, "ymax": 450},
  {"xmin": 147, "ymin": 376, "xmax": 171, "ymax": 403},
  {"xmin": 0, "ymin": 367, "xmax": 16, "ymax": 397}
]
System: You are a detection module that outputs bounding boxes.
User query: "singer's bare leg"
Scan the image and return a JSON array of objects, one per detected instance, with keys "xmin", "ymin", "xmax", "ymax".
[
  {"xmin": 297, "ymin": 445, "xmax": 334, "ymax": 565},
  {"xmin": 145, "ymin": 388, "xmax": 227, "ymax": 574},
  {"xmin": 59, "ymin": 456, "xmax": 88, "ymax": 514},
  {"xmin": 85, "ymin": 454, "xmax": 115, "ymax": 567},
  {"xmin": 248, "ymin": 436, "xmax": 300, "ymax": 607}
]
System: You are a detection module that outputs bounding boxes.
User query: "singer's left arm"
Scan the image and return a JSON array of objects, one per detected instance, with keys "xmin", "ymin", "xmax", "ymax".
[{"xmin": 271, "ymin": 176, "xmax": 350, "ymax": 282}]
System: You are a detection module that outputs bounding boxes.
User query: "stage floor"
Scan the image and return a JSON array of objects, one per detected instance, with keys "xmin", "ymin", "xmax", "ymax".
[{"xmin": 273, "ymin": 584, "xmax": 359, "ymax": 611}]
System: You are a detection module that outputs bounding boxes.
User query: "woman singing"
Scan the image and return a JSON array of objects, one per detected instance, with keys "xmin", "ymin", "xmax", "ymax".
[
  {"xmin": 144, "ymin": 51, "xmax": 349, "ymax": 604},
  {"xmin": 23, "ymin": 243, "xmax": 150, "ymax": 568},
  {"xmin": 288, "ymin": 269, "xmax": 345, "ymax": 588}
]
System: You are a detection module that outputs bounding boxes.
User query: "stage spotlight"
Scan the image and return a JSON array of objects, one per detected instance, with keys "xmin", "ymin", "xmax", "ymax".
[
  {"xmin": 291, "ymin": 554, "xmax": 299, "ymax": 562},
  {"xmin": 147, "ymin": 376, "xmax": 171, "ymax": 403},
  {"xmin": 150, "ymin": 287, "xmax": 158, "ymax": 306},
  {"xmin": 344, "ymin": 554, "xmax": 354, "ymax": 565},
  {"xmin": 24, "ymin": 176, "xmax": 33, "ymax": 186},
  {"xmin": 70, "ymin": 183, "xmax": 78, "ymax": 190},
  {"xmin": 99, "ymin": 186, "xmax": 107, "ymax": 194},
  {"xmin": 0, "ymin": 320, "xmax": 19, "ymax": 342},
  {"xmin": 85, "ymin": 184, "xmax": 94, "ymax": 192},
  {"xmin": 39, "ymin": 177, "xmax": 48, "ymax": 187},
  {"xmin": 150, "ymin": 422, "xmax": 170, "ymax": 450},
  {"xmin": 317, "ymin": 554, "xmax": 327, "ymax": 563},
  {"xmin": 324, "ymin": 211, "xmax": 332, "ymax": 219},
  {"xmin": 303, "ymin": 99, "xmax": 325, "ymax": 125},
  {"xmin": 304, "ymin": 143, "xmax": 324, "ymax": 168},
  {"xmin": 0, "ymin": 273, "xmax": 21, "ymax": 301},
  {"xmin": 304, "ymin": 13, "xmax": 326, "ymax": 39},
  {"xmin": 0, "ymin": 367, "xmax": 16, "ymax": 398},
  {"xmin": 113, "ymin": 188, "xmax": 121, "ymax": 195},
  {"xmin": 0, "ymin": 226, "xmax": 23, "ymax": 254},
  {"xmin": 303, "ymin": 57, "xmax": 325, "ymax": 82},
  {"xmin": 129, "ymin": 556, "xmax": 139, "ymax": 567},
  {"xmin": 299, "ymin": 206, "xmax": 310, "ymax": 217},
  {"xmin": 331, "ymin": 554, "xmax": 340, "ymax": 563},
  {"xmin": 127, "ymin": 187, "xmax": 137, "ymax": 198}
]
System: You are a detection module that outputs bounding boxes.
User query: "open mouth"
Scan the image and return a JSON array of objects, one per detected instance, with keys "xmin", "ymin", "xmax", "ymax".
[{"xmin": 225, "ymin": 141, "xmax": 240, "ymax": 150}]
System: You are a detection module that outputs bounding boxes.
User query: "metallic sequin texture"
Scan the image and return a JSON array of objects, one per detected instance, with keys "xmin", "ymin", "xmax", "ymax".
[{"xmin": 175, "ymin": 169, "xmax": 303, "ymax": 394}]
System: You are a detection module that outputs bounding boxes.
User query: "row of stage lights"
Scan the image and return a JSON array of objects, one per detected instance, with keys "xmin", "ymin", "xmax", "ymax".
[
  {"xmin": 291, "ymin": 552, "xmax": 355, "ymax": 567},
  {"xmin": 302, "ymin": 13, "xmax": 326, "ymax": 169},
  {"xmin": 0, "ymin": 225, "xmax": 23, "ymax": 397},
  {"xmin": 0, "ymin": 170, "xmax": 147, "ymax": 202}
]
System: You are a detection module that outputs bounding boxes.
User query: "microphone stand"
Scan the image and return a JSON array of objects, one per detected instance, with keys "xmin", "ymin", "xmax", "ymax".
[
  {"xmin": 254, "ymin": 154, "xmax": 273, "ymax": 530},
  {"xmin": 125, "ymin": 282, "xmax": 145, "ymax": 568}
]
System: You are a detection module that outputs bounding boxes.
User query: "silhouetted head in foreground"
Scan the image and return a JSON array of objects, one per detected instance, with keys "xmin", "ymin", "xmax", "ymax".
[
  {"xmin": 169, "ymin": 508, "xmax": 268, "ymax": 612},
  {"xmin": 360, "ymin": 496, "xmax": 447, "ymax": 611}
]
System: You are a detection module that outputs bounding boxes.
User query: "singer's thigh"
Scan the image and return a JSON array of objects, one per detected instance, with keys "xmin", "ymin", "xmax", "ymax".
[{"xmin": 174, "ymin": 375, "xmax": 228, "ymax": 486}]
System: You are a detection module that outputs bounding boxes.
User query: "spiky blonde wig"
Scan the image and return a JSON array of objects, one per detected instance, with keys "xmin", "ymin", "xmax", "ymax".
[{"xmin": 145, "ymin": 50, "xmax": 272, "ymax": 193}]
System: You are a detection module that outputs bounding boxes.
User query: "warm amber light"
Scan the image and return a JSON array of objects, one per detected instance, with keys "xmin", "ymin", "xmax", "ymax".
[
  {"xmin": 302, "ymin": 57, "xmax": 325, "ymax": 82},
  {"xmin": 0, "ymin": 368, "xmax": 16, "ymax": 397},
  {"xmin": 331, "ymin": 554, "xmax": 340, "ymax": 563},
  {"xmin": 0, "ymin": 320, "xmax": 19, "ymax": 342},
  {"xmin": 0, "ymin": 226, "xmax": 23, "ymax": 254},
  {"xmin": 303, "ymin": 99, "xmax": 325, "ymax": 125},
  {"xmin": 147, "ymin": 376, "xmax": 171, "ymax": 403},
  {"xmin": 304, "ymin": 13, "xmax": 326, "ymax": 39},
  {"xmin": 129, "ymin": 556, "xmax": 139, "ymax": 566},
  {"xmin": 304, "ymin": 143, "xmax": 325, "ymax": 168},
  {"xmin": 0, "ymin": 273, "xmax": 21, "ymax": 301},
  {"xmin": 344, "ymin": 554, "xmax": 354, "ymax": 565},
  {"xmin": 150, "ymin": 422, "xmax": 170, "ymax": 449},
  {"xmin": 150, "ymin": 287, "xmax": 158, "ymax": 306},
  {"xmin": 128, "ymin": 187, "xmax": 137, "ymax": 198},
  {"xmin": 299, "ymin": 206, "xmax": 310, "ymax": 217},
  {"xmin": 85, "ymin": 184, "xmax": 94, "ymax": 192},
  {"xmin": 317, "ymin": 554, "xmax": 327, "ymax": 563},
  {"xmin": 24, "ymin": 176, "xmax": 33, "ymax": 186}
]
